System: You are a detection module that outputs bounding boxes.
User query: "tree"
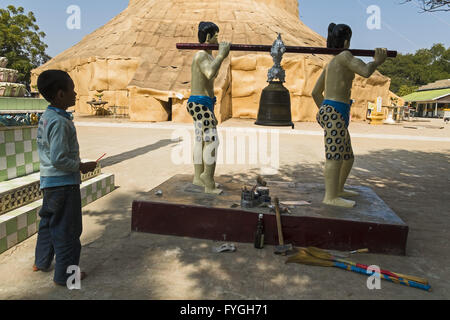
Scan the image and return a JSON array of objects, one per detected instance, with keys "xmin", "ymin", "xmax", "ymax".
[
  {"xmin": 378, "ymin": 43, "xmax": 450, "ymax": 95},
  {"xmin": 401, "ymin": 0, "xmax": 450, "ymax": 12},
  {"xmin": 0, "ymin": 5, "xmax": 51, "ymax": 85}
]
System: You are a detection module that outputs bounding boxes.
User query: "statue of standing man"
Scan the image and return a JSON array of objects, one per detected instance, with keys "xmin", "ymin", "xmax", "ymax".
[
  {"xmin": 187, "ymin": 22, "xmax": 230, "ymax": 194},
  {"xmin": 312, "ymin": 23, "xmax": 387, "ymax": 208}
]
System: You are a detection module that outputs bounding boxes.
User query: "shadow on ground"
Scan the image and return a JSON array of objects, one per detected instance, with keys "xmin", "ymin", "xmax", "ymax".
[
  {"xmin": 99, "ymin": 139, "xmax": 178, "ymax": 168},
  {"xmin": 5, "ymin": 148, "xmax": 450, "ymax": 300}
]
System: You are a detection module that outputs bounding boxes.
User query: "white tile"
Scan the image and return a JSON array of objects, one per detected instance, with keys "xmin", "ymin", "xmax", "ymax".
[
  {"xmin": 31, "ymin": 128, "xmax": 37, "ymax": 139},
  {"xmin": 81, "ymin": 188, "xmax": 86, "ymax": 198},
  {"xmin": 7, "ymin": 233, "xmax": 18, "ymax": 248},
  {"xmin": 24, "ymin": 141, "xmax": 32, "ymax": 152},
  {"xmin": 7, "ymin": 168, "xmax": 16, "ymax": 180},
  {"xmin": 92, "ymin": 183, "xmax": 97, "ymax": 193},
  {"xmin": 5, "ymin": 143, "xmax": 15, "ymax": 156},
  {"xmin": 27, "ymin": 223, "xmax": 37, "ymax": 236},
  {"xmin": 16, "ymin": 153, "xmax": 25, "ymax": 166},
  {"xmin": 97, "ymin": 190, "xmax": 102, "ymax": 199},
  {"xmin": 102, "ymin": 179, "xmax": 106, "ymax": 188},
  {"xmin": 17, "ymin": 214, "xmax": 27, "ymax": 229},
  {"xmin": 32, "ymin": 151, "xmax": 39, "ymax": 162},
  {"xmin": 0, "ymin": 157, "xmax": 6, "ymax": 170},
  {"xmin": 86, "ymin": 195, "xmax": 92, "ymax": 205},
  {"xmin": 0, "ymin": 222, "xmax": 6, "ymax": 239},
  {"xmin": 14, "ymin": 129, "xmax": 22, "ymax": 142},
  {"xmin": 25, "ymin": 163, "xmax": 33, "ymax": 174}
]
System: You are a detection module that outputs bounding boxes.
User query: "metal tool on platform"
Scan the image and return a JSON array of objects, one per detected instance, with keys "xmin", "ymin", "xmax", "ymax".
[
  {"xmin": 241, "ymin": 184, "xmax": 272, "ymax": 208},
  {"xmin": 273, "ymin": 197, "xmax": 293, "ymax": 255}
]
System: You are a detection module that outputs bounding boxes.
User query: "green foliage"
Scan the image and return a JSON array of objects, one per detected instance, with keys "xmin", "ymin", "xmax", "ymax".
[
  {"xmin": 398, "ymin": 85, "xmax": 419, "ymax": 97},
  {"xmin": 378, "ymin": 43, "xmax": 450, "ymax": 96},
  {"xmin": 0, "ymin": 5, "xmax": 51, "ymax": 85}
]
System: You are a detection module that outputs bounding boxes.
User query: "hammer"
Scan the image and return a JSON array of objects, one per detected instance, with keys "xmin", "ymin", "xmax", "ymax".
[{"xmin": 273, "ymin": 197, "xmax": 293, "ymax": 255}]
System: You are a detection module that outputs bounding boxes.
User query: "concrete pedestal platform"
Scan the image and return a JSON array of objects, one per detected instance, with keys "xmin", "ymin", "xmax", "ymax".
[{"xmin": 132, "ymin": 175, "xmax": 408, "ymax": 255}]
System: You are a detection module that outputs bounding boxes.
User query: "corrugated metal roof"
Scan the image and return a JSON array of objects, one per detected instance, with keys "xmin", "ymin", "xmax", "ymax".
[{"xmin": 402, "ymin": 88, "xmax": 450, "ymax": 102}]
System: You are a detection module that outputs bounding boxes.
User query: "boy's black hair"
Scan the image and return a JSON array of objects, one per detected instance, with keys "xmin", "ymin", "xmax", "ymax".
[
  {"xmin": 327, "ymin": 23, "xmax": 352, "ymax": 49},
  {"xmin": 198, "ymin": 22, "xmax": 219, "ymax": 43},
  {"xmin": 37, "ymin": 70, "xmax": 72, "ymax": 102}
]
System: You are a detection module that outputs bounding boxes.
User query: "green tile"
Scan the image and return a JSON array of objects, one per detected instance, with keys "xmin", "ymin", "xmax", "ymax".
[
  {"xmin": 17, "ymin": 227, "xmax": 28, "ymax": 242},
  {"xmin": 0, "ymin": 170, "xmax": 7, "ymax": 182},
  {"xmin": 25, "ymin": 152, "xmax": 33, "ymax": 164},
  {"xmin": 0, "ymin": 145, "xmax": 5, "ymax": 157},
  {"xmin": 33, "ymin": 162, "xmax": 40, "ymax": 171},
  {"xmin": 6, "ymin": 155, "xmax": 16, "ymax": 168},
  {"xmin": 15, "ymin": 141, "xmax": 24, "ymax": 154},
  {"xmin": 81, "ymin": 199, "xmax": 87, "ymax": 207},
  {"xmin": 5, "ymin": 131, "xmax": 14, "ymax": 143},
  {"xmin": 23, "ymin": 128, "xmax": 32, "ymax": 140},
  {"xmin": 27, "ymin": 210, "xmax": 37, "ymax": 226},
  {"xmin": 6, "ymin": 218, "xmax": 17, "ymax": 236},
  {"xmin": 32, "ymin": 141, "xmax": 37, "ymax": 151},
  {"xmin": 17, "ymin": 165, "xmax": 26, "ymax": 177},
  {"xmin": 0, "ymin": 237, "xmax": 7, "ymax": 254}
]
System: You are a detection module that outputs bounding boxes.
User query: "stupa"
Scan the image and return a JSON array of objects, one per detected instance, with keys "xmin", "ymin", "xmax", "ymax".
[
  {"xmin": 0, "ymin": 57, "xmax": 26, "ymax": 98},
  {"xmin": 31, "ymin": 0, "xmax": 393, "ymax": 123}
]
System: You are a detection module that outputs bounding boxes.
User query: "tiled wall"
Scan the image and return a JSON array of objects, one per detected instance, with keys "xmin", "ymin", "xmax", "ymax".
[
  {"xmin": 0, "ymin": 173, "xmax": 115, "ymax": 254},
  {"xmin": 0, "ymin": 126, "xmax": 39, "ymax": 182},
  {"xmin": 0, "ymin": 97, "xmax": 48, "ymax": 110}
]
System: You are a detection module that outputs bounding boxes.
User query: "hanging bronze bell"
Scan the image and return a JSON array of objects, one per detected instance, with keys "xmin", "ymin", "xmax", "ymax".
[{"xmin": 255, "ymin": 81, "xmax": 294, "ymax": 128}]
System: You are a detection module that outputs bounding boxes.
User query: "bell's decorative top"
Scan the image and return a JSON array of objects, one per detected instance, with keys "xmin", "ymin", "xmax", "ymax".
[{"xmin": 268, "ymin": 34, "xmax": 286, "ymax": 83}]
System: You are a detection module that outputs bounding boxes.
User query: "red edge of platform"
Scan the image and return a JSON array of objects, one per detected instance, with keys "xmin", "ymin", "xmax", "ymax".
[{"xmin": 131, "ymin": 200, "xmax": 408, "ymax": 255}]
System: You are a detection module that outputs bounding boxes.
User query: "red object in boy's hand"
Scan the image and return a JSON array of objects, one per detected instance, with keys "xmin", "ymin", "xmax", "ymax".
[{"xmin": 96, "ymin": 153, "xmax": 107, "ymax": 162}]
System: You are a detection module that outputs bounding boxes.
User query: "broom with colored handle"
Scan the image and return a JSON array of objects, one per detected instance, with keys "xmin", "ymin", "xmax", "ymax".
[
  {"xmin": 286, "ymin": 249, "xmax": 431, "ymax": 292},
  {"xmin": 305, "ymin": 247, "xmax": 429, "ymax": 286}
]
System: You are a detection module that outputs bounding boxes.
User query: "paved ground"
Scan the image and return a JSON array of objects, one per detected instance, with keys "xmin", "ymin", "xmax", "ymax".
[{"xmin": 0, "ymin": 116, "xmax": 449, "ymax": 300}]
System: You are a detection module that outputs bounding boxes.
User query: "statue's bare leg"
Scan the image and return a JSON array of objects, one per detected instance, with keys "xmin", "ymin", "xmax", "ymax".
[
  {"xmin": 201, "ymin": 139, "xmax": 222, "ymax": 194},
  {"xmin": 323, "ymin": 160, "xmax": 355, "ymax": 208},
  {"xmin": 193, "ymin": 139, "xmax": 205, "ymax": 187},
  {"xmin": 338, "ymin": 158, "xmax": 359, "ymax": 197},
  {"xmin": 188, "ymin": 101, "xmax": 222, "ymax": 194},
  {"xmin": 338, "ymin": 134, "xmax": 358, "ymax": 197},
  {"xmin": 318, "ymin": 105, "xmax": 355, "ymax": 207}
]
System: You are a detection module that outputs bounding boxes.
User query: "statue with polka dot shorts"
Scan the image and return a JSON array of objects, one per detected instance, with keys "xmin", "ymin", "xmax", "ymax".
[
  {"xmin": 187, "ymin": 22, "xmax": 230, "ymax": 195},
  {"xmin": 312, "ymin": 23, "xmax": 387, "ymax": 208}
]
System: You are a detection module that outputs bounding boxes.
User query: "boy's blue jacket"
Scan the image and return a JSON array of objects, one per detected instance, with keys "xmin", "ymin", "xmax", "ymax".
[{"xmin": 37, "ymin": 106, "xmax": 81, "ymax": 189}]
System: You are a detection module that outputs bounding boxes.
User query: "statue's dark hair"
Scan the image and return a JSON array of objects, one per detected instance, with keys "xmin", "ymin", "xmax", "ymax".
[
  {"xmin": 198, "ymin": 22, "xmax": 219, "ymax": 43},
  {"xmin": 37, "ymin": 70, "xmax": 72, "ymax": 102},
  {"xmin": 327, "ymin": 23, "xmax": 352, "ymax": 49}
]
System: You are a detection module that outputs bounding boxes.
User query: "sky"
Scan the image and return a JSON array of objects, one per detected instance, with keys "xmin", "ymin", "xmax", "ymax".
[{"xmin": 0, "ymin": 0, "xmax": 448, "ymax": 58}]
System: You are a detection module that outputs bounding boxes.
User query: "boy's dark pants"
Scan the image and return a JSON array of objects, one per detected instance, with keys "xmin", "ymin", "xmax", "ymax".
[{"xmin": 35, "ymin": 185, "xmax": 82, "ymax": 285}]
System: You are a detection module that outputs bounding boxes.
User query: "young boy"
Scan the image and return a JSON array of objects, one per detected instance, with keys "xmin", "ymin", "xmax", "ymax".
[{"xmin": 33, "ymin": 70, "xmax": 97, "ymax": 286}]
